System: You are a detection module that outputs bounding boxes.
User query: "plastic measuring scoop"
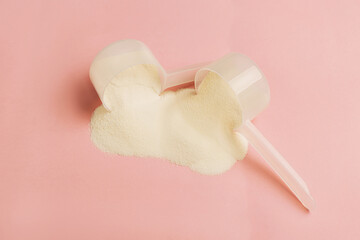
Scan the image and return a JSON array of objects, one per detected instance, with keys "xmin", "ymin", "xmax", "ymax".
[
  {"xmin": 90, "ymin": 39, "xmax": 208, "ymax": 110},
  {"xmin": 195, "ymin": 53, "xmax": 315, "ymax": 211}
]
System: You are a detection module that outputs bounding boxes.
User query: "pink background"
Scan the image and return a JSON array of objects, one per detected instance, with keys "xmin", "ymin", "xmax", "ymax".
[{"xmin": 1, "ymin": 0, "xmax": 360, "ymax": 239}]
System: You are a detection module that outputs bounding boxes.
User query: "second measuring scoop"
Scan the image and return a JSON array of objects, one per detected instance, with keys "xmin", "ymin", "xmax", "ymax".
[{"xmin": 195, "ymin": 53, "xmax": 315, "ymax": 210}]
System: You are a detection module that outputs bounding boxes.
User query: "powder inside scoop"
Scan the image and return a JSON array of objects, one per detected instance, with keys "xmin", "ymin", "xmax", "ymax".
[{"xmin": 90, "ymin": 64, "xmax": 247, "ymax": 175}]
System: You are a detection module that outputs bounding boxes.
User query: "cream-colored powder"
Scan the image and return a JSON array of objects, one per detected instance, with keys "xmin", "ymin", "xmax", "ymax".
[{"xmin": 90, "ymin": 64, "xmax": 247, "ymax": 175}]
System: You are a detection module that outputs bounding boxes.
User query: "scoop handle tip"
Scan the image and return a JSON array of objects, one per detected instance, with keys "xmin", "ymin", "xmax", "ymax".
[{"xmin": 237, "ymin": 120, "xmax": 314, "ymax": 211}]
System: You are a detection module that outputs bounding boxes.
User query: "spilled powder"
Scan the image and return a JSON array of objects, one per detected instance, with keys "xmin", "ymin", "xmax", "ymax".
[{"xmin": 90, "ymin": 65, "xmax": 248, "ymax": 175}]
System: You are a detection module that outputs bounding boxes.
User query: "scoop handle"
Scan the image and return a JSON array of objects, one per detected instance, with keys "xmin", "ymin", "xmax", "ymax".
[
  {"xmin": 164, "ymin": 62, "xmax": 211, "ymax": 90},
  {"xmin": 237, "ymin": 120, "xmax": 315, "ymax": 210}
]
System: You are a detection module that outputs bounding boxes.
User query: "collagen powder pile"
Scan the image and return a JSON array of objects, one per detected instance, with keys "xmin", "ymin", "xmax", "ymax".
[{"xmin": 90, "ymin": 64, "xmax": 248, "ymax": 175}]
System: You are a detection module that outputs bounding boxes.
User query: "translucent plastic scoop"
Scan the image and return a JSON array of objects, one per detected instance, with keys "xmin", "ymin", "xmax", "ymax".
[
  {"xmin": 90, "ymin": 39, "xmax": 207, "ymax": 110},
  {"xmin": 90, "ymin": 40, "xmax": 314, "ymax": 210},
  {"xmin": 195, "ymin": 53, "xmax": 315, "ymax": 210}
]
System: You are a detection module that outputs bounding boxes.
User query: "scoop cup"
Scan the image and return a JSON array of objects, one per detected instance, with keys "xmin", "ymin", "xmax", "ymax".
[{"xmin": 90, "ymin": 39, "xmax": 207, "ymax": 110}]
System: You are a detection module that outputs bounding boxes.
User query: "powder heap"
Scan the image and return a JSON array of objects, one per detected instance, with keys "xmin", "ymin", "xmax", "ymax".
[{"xmin": 90, "ymin": 64, "xmax": 248, "ymax": 175}]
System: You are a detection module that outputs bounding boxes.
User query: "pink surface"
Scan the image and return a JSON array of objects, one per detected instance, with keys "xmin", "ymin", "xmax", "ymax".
[{"xmin": 1, "ymin": 0, "xmax": 360, "ymax": 239}]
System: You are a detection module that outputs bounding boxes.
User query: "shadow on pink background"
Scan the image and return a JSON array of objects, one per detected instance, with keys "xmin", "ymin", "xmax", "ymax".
[{"xmin": 1, "ymin": 0, "xmax": 359, "ymax": 239}]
